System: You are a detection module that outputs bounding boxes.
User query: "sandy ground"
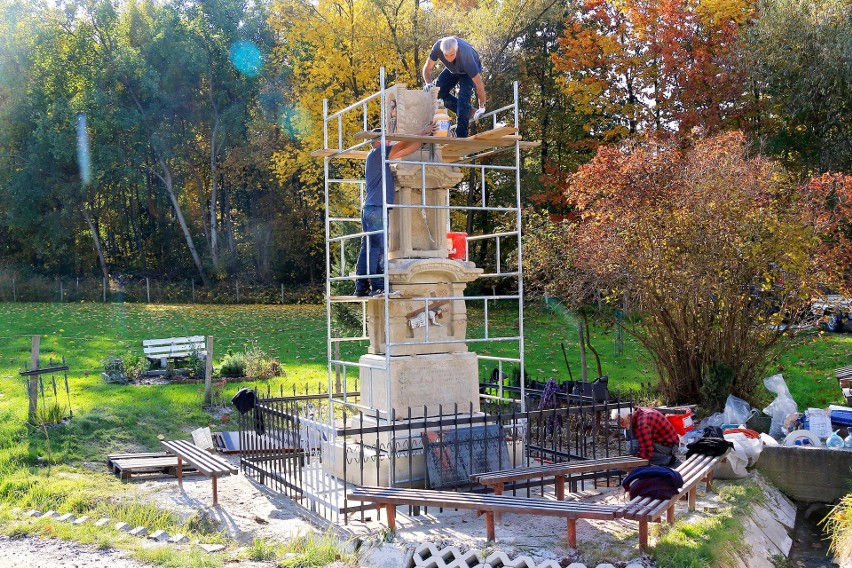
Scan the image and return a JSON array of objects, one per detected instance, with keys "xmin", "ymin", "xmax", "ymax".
[{"xmin": 0, "ymin": 450, "xmax": 737, "ymax": 568}]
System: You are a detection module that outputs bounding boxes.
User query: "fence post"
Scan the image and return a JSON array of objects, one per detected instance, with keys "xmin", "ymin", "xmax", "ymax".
[
  {"xmin": 58, "ymin": 278, "xmax": 63, "ymax": 302},
  {"xmin": 103, "ymin": 277, "xmax": 107, "ymax": 302},
  {"xmin": 204, "ymin": 335, "xmax": 213, "ymax": 405},
  {"xmin": 236, "ymin": 281, "xmax": 240, "ymax": 303},
  {"xmin": 28, "ymin": 335, "xmax": 40, "ymax": 424},
  {"xmin": 146, "ymin": 277, "xmax": 150, "ymax": 304},
  {"xmin": 334, "ymin": 342, "xmax": 341, "ymax": 393},
  {"xmin": 281, "ymin": 283, "xmax": 284, "ymax": 304},
  {"xmin": 578, "ymin": 320, "xmax": 587, "ymax": 382},
  {"xmin": 191, "ymin": 279, "xmax": 195, "ymax": 303},
  {"xmin": 12, "ymin": 277, "xmax": 16, "ymax": 302}
]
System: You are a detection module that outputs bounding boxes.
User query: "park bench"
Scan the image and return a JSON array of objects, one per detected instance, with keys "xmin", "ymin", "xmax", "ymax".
[
  {"xmin": 618, "ymin": 452, "xmax": 722, "ymax": 550},
  {"xmin": 107, "ymin": 451, "xmax": 199, "ymax": 480},
  {"xmin": 834, "ymin": 366, "xmax": 852, "ymax": 405},
  {"xmin": 470, "ymin": 455, "xmax": 647, "ymax": 499},
  {"xmin": 347, "ymin": 486, "xmax": 621, "ymax": 548},
  {"xmin": 161, "ymin": 440, "xmax": 238, "ymax": 506},
  {"xmin": 143, "ymin": 336, "xmax": 206, "ymax": 368}
]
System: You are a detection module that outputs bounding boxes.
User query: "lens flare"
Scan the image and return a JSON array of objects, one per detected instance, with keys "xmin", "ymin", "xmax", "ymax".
[
  {"xmin": 76, "ymin": 113, "xmax": 92, "ymax": 186},
  {"xmin": 229, "ymin": 40, "xmax": 263, "ymax": 77}
]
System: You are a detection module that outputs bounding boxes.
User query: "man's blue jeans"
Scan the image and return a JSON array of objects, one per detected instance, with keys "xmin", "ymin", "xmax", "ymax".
[
  {"xmin": 355, "ymin": 205, "xmax": 385, "ymax": 294},
  {"xmin": 437, "ymin": 69, "xmax": 475, "ymax": 138}
]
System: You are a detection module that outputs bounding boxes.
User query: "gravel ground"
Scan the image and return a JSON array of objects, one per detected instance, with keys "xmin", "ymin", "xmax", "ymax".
[{"xmin": 0, "ymin": 535, "xmax": 151, "ymax": 568}]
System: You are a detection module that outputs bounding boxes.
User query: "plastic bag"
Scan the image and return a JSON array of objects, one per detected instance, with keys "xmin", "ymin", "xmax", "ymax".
[
  {"xmin": 724, "ymin": 432, "xmax": 763, "ymax": 467},
  {"xmin": 762, "ymin": 374, "xmax": 799, "ymax": 438},
  {"xmin": 844, "ymin": 434, "xmax": 852, "ymax": 448},
  {"xmin": 722, "ymin": 395, "xmax": 752, "ymax": 426},
  {"xmin": 826, "ymin": 430, "xmax": 845, "ymax": 448},
  {"xmin": 714, "ymin": 436, "xmax": 749, "ymax": 479}
]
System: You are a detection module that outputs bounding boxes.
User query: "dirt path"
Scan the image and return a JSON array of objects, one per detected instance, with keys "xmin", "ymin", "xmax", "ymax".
[{"xmin": 0, "ymin": 535, "xmax": 151, "ymax": 568}]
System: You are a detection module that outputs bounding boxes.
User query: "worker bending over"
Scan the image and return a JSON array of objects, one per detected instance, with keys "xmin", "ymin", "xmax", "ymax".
[{"xmin": 422, "ymin": 36, "xmax": 486, "ymax": 138}]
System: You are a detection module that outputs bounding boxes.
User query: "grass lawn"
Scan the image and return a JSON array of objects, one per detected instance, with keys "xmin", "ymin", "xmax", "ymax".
[{"xmin": 0, "ymin": 300, "xmax": 847, "ymax": 566}]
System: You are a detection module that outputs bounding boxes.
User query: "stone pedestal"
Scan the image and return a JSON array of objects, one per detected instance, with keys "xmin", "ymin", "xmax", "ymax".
[{"xmin": 359, "ymin": 352, "xmax": 480, "ymax": 418}]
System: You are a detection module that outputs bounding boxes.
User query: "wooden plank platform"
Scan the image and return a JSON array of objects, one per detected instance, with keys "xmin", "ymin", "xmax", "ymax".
[{"xmin": 107, "ymin": 453, "xmax": 200, "ymax": 480}]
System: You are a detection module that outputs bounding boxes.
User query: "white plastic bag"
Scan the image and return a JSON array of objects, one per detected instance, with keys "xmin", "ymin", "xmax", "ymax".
[
  {"xmin": 714, "ymin": 437, "xmax": 749, "ymax": 479},
  {"xmin": 763, "ymin": 374, "xmax": 798, "ymax": 438},
  {"xmin": 724, "ymin": 432, "xmax": 763, "ymax": 467},
  {"xmin": 722, "ymin": 395, "xmax": 752, "ymax": 426}
]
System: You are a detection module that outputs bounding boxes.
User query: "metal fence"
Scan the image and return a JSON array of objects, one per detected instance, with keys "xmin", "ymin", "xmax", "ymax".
[
  {"xmin": 0, "ymin": 271, "xmax": 322, "ymax": 304},
  {"xmin": 238, "ymin": 388, "xmax": 634, "ymax": 524}
]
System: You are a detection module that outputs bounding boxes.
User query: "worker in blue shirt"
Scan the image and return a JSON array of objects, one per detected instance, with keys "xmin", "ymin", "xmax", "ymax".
[{"xmin": 422, "ymin": 36, "xmax": 487, "ymax": 138}]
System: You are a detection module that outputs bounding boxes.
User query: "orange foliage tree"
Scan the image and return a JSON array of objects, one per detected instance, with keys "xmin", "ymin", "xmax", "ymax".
[
  {"xmin": 552, "ymin": 0, "xmax": 755, "ymax": 141},
  {"xmin": 525, "ymin": 132, "xmax": 820, "ymax": 405}
]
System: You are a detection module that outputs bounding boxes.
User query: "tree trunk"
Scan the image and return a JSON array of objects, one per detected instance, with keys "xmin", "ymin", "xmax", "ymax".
[
  {"xmin": 82, "ymin": 205, "xmax": 109, "ymax": 280},
  {"xmin": 156, "ymin": 157, "xmax": 209, "ymax": 287}
]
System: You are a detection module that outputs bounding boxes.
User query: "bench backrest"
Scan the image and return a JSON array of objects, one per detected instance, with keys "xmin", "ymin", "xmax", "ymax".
[{"xmin": 143, "ymin": 336, "xmax": 206, "ymax": 359}]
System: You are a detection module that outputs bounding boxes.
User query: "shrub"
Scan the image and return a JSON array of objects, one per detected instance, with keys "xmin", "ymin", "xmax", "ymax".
[
  {"xmin": 823, "ymin": 492, "xmax": 852, "ymax": 565},
  {"xmin": 244, "ymin": 342, "xmax": 282, "ymax": 381},
  {"xmin": 36, "ymin": 402, "xmax": 67, "ymax": 426},
  {"xmin": 102, "ymin": 353, "xmax": 146, "ymax": 384},
  {"xmin": 219, "ymin": 350, "xmax": 247, "ymax": 378}
]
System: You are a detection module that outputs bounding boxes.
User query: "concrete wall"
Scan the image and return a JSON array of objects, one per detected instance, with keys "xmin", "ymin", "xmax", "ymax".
[{"xmin": 754, "ymin": 446, "xmax": 852, "ymax": 504}]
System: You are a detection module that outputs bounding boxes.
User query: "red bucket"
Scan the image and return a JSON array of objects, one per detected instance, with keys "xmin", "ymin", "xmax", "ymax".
[
  {"xmin": 662, "ymin": 407, "xmax": 694, "ymax": 436},
  {"xmin": 447, "ymin": 232, "xmax": 467, "ymax": 260}
]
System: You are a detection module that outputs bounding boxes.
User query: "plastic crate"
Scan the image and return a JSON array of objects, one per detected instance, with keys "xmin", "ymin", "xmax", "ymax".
[
  {"xmin": 829, "ymin": 405, "xmax": 852, "ymax": 427},
  {"xmin": 659, "ymin": 407, "xmax": 695, "ymax": 436}
]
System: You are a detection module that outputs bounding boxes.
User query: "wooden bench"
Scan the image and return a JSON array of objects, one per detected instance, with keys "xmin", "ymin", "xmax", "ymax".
[
  {"xmin": 161, "ymin": 440, "xmax": 238, "ymax": 505},
  {"xmin": 143, "ymin": 336, "xmax": 206, "ymax": 368},
  {"xmin": 835, "ymin": 366, "xmax": 852, "ymax": 405},
  {"xmin": 348, "ymin": 486, "xmax": 621, "ymax": 547},
  {"xmin": 470, "ymin": 455, "xmax": 648, "ymax": 500},
  {"xmin": 619, "ymin": 452, "xmax": 722, "ymax": 550}
]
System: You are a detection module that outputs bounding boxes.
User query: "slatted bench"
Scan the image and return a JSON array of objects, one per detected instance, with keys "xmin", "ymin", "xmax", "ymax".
[
  {"xmin": 143, "ymin": 336, "xmax": 206, "ymax": 368},
  {"xmin": 161, "ymin": 440, "xmax": 238, "ymax": 505},
  {"xmin": 835, "ymin": 366, "xmax": 852, "ymax": 405},
  {"xmin": 618, "ymin": 452, "xmax": 722, "ymax": 550},
  {"xmin": 348, "ymin": 486, "xmax": 621, "ymax": 547},
  {"xmin": 107, "ymin": 451, "xmax": 199, "ymax": 480},
  {"xmin": 470, "ymin": 455, "xmax": 648, "ymax": 500}
]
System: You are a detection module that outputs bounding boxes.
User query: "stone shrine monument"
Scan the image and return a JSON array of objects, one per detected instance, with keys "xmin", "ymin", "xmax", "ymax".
[{"xmin": 358, "ymin": 85, "xmax": 484, "ymax": 419}]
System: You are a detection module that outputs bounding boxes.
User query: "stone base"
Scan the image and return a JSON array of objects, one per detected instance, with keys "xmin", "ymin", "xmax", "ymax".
[{"xmin": 359, "ymin": 352, "xmax": 480, "ymax": 417}]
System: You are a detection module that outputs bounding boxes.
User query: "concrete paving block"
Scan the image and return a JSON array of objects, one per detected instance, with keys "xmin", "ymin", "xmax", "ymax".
[
  {"xmin": 129, "ymin": 526, "xmax": 148, "ymax": 537},
  {"xmin": 566, "ymin": 564, "xmax": 588, "ymax": 568},
  {"xmin": 73, "ymin": 516, "xmax": 90, "ymax": 525},
  {"xmin": 114, "ymin": 521, "xmax": 131, "ymax": 532},
  {"xmin": 198, "ymin": 543, "xmax": 226, "ymax": 553},
  {"xmin": 23, "ymin": 510, "xmax": 42, "ymax": 518},
  {"xmin": 40, "ymin": 510, "xmax": 59, "ymax": 519},
  {"xmin": 94, "ymin": 517, "xmax": 111, "ymax": 527},
  {"xmin": 168, "ymin": 534, "xmax": 189, "ymax": 544},
  {"xmin": 594, "ymin": 565, "xmax": 617, "ymax": 568},
  {"xmin": 148, "ymin": 530, "xmax": 170, "ymax": 542},
  {"xmin": 56, "ymin": 513, "xmax": 76, "ymax": 522}
]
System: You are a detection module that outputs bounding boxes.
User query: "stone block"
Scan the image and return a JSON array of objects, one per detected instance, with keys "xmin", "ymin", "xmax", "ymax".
[
  {"xmin": 198, "ymin": 543, "xmax": 226, "ymax": 553},
  {"xmin": 359, "ymin": 352, "xmax": 480, "ymax": 417},
  {"xmin": 114, "ymin": 521, "xmax": 131, "ymax": 532},
  {"xmin": 148, "ymin": 529, "xmax": 170, "ymax": 542},
  {"xmin": 129, "ymin": 526, "xmax": 148, "ymax": 537},
  {"xmin": 754, "ymin": 446, "xmax": 852, "ymax": 503},
  {"xmin": 94, "ymin": 517, "xmax": 110, "ymax": 527},
  {"xmin": 169, "ymin": 534, "xmax": 189, "ymax": 544},
  {"xmin": 73, "ymin": 516, "xmax": 90, "ymax": 525},
  {"xmin": 56, "ymin": 513, "xmax": 76, "ymax": 522},
  {"xmin": 23, "ymin": 510, "xmax": 41, "ymax": 518}
]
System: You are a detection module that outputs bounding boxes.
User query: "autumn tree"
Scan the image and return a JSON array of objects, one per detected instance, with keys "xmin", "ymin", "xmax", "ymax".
[
  {"xmin": 525, "ymin": 132, "xmax": 818, "ymax": 405},
  {"xmin": 552, "ymin": 0, "xmax": 755, "ymax": 141}
]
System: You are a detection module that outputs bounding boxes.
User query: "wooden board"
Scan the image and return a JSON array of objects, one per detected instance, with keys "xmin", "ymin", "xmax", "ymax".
[{"xmin": 110, "ymin": 456, "xmax": 200, "ymax": 480}]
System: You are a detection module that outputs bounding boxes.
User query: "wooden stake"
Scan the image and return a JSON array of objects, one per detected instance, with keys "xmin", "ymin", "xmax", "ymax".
[
  {"xmin": 203, "ymin": 336, "xmax": 213, "ymax": 405},
  {"xmin": 28, "ymin": 335, "xmax": 40, "ymax": 424}
]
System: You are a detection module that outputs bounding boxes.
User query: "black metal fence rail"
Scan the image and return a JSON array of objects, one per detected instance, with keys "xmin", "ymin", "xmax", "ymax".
[{"xmin": 238, "ymin": 389, "xmax": 634, "ymax": 523}]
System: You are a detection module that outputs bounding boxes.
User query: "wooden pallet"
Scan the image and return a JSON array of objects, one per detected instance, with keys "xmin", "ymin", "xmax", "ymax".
[{"xmin": 107, "ymin": 452, "xmax": 199, "ymax": 480}]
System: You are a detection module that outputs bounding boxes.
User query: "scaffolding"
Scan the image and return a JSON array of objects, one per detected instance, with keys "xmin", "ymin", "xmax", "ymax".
[{"xmin": 313, "ymin": 68, "xmax": 535, "ymax": 419}]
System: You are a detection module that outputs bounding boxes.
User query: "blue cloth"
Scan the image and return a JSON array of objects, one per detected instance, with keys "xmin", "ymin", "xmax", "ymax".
[
  {"xmin": 621, "ymin": 465, "xmax": 683, "ymax": 490},
  {"xmin": 355, "ymin": 205, "xmax": 385, "ymax": 293},
  {"xmin": 437, "ymin": 70, "xmax": 476, "ymax": 138},
  {"xmin": 429, "ymin": 38, "xmax": 482, "ymax": 78},
  {"xmin": 364, "ymin": 144, "xmax": 393, "ymax": 207}
]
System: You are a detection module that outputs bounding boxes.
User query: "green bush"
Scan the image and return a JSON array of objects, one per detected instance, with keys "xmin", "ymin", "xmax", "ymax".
[
  {"xmin": 101, "ymin": 353, "xmax": 147, "ymax": 384},
  {"xmin": 219, "ymin": 350, "xmax": 246, "ymax": 378},
  {"xmin": 245, "ymin": 342, "xmax": 281, "ymax": 381}
]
